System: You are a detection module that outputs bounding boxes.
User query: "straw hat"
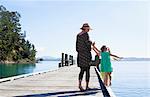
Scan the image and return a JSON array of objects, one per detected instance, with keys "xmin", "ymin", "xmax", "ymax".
[{"xmin": 80, "ymin": 23, "xmax": 92, "ymax": 30}]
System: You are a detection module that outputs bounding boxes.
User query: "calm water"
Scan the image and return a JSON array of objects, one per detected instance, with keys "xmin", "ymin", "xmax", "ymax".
[
  {"xmin": 111, "ymin": 61, "xmax": 150, "ymax": 97},
  {"xmin": 0, "ymin": 61, "xmax": 149, "ymax": 97},
  {"xmin": 0, "ymin": 61, "xmax": 59, "ymax": 79}
]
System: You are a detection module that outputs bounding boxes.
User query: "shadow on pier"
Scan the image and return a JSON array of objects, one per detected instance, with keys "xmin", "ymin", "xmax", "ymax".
[{"xmin": 16, "ymin": 88, "xmax": 101, "ymax": 97}]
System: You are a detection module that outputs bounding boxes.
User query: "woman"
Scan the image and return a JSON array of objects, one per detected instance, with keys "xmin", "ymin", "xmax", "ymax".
[{"xmin": 76, "ymin": 23, "xmax": 93, "ymax": 91}]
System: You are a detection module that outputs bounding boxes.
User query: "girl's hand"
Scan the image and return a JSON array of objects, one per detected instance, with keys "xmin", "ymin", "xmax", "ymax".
[{"xmin": 119, "ymin": 57, "xmax": 123, "ymax": 59}]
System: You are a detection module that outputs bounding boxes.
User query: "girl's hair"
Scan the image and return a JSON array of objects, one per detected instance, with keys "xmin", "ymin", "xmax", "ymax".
[{"xmin": 101, "ymin": 45, "xmax": 107, "ymax": 52}]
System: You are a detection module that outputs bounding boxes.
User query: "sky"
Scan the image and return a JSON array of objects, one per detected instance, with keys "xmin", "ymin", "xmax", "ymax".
[{"xmin": 0, "ymin": 0, "xmax": 149, "ymax": 58}]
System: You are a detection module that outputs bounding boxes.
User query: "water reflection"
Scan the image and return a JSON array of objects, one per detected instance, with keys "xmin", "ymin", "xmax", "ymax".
[
  {"xmin": 0, "ymin": 64, "xmax": 36, "ymax": 79},
  {"xmin": 0, "ymin": 61, "xmax": 59, "ymax": 79}
]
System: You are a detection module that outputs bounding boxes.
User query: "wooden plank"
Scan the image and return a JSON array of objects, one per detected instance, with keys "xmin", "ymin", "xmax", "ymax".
[{"xmin": 0, "ymin": 65, "xmax": 103, "ymax": 97}]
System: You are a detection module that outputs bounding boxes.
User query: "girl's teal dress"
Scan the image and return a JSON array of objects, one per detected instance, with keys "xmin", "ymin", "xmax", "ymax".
[{"xmin": 100, "ymin": 52, "xmax": 112, "ymax": 72}]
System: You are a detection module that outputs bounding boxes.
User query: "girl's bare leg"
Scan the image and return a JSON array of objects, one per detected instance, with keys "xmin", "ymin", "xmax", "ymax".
[
  {"xmin": 109, "ymin": 72, "xmax": 112, "ymax": 86},
  {"xmin": 107, "ymin": 73, "xmax": 110, "ymax": 86},
  {"xmin": 104, "ymin": 73, "xmax": 108, "ymax": 86},
  {"xmin": 107, "ymin": 72, "xmax": 112, "ymax": 86}
]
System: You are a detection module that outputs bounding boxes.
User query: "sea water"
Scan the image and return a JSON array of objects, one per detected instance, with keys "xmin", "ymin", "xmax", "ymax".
[
  {"xmin": 111, "ymin": 61, "xmax": 150, "ymax": 97},
  {"xmin": 0, "ymin": 61, "xmax": 59, "ymax": 79}
]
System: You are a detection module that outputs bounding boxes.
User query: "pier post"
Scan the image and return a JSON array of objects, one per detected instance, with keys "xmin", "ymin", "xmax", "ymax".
[
  {"xmin": 65, "ymin": 54, "xmax": 68, "ymax": 66},
  {"xmin": 71, "ymin": 56, "xmax": 73, "ymax": 65},
  {"xmin": 68, "ymin": 55, "xmax": 73, "ymax": 65},
  {"xmin": 69, "ymin": 55, "xmax": 71, "ymax": 66},
  {"xmin": 61, "ymin": 53, "xmax": 64, "ymax": 67},
  {"xmin": 59, "ymin": 53, "xmax": 74, "ymax": 67},
  {"xmin": 58, "ymin": 63, "xmax": 61, "ymax": 68},
  {"xmin": 69, "ymin": 55, "xmax": 73, "ymax": 65}
]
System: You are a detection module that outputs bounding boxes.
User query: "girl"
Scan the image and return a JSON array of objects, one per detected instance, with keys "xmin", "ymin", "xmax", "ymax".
[{"xmin": 92, "ymin": 43, "xmax": 121, "ymax": 86}]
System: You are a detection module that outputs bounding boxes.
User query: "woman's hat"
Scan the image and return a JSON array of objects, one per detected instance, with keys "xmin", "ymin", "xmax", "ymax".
[{"xmin": 80, "ymin": 23, "xmax": 92, "ymax": 30}]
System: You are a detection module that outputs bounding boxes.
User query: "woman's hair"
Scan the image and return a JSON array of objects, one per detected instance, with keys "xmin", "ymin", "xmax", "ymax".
[
  {"xmin": 101, "ymin": 45, "xmax": 107, "ymax": 52},
  {"xmin": 80, "ymin": 27, "xmax": 85, "ymax": 30}
]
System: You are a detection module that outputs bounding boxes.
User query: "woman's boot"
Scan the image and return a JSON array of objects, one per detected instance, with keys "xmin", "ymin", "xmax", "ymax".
[{"xmin": 79, "ymin": 80, "xmax": 84, "ymax": 91}]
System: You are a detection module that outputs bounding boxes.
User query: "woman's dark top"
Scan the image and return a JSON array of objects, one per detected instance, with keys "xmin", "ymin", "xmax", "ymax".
[{"xmin": 76, "ymin": 32, "xmax": 92, "ymax": 67}]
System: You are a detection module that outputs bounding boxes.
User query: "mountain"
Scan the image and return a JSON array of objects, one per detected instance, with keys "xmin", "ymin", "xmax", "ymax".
[
  {"xmin": 36, "ymin": 56, "xmax": 61, "ymax": 61},
  {"xmin": 120, "ymin": 57, "xmax": 150, "ymax": 61}
]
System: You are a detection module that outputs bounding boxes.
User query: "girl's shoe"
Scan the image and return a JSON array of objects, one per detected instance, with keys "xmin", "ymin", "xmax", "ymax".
[{"xmin": 79, "ymin": 86, "xmax": 84, "ymax": 91}]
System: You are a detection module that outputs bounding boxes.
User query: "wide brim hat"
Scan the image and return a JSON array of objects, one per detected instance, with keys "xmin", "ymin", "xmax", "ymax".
[{"xmin": 80, "ymin": 23, "xmax": 92, "ymax": 30}]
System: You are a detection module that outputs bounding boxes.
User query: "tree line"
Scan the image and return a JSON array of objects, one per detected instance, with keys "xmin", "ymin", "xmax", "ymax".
[{"xmin": 0, "ymin": 5, "xmax": 36, "ymax": 63}]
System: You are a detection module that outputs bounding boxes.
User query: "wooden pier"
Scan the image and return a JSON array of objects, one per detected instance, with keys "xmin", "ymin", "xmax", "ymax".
[{"xmin": 0, "ymin": 65, "xmax": 115, "ymax": 97}]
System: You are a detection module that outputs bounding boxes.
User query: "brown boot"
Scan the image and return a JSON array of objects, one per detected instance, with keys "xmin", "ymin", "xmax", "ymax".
[
  {"xmin": 86, "ymin": 81, "xmax": 91, "ymax": 90},
  {"xmin": 79, "ymin": 80, "xmax": 84, "ymax": 91}
]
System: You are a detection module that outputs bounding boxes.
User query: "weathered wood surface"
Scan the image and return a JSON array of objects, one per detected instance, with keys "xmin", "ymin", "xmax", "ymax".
[{"xmin": 0, "ymin": 65, "xmax": 103, "ymax": 97}]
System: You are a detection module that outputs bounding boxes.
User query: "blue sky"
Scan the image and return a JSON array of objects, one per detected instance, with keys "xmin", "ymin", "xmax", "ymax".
[{"xmin": 0, "ymin": 0, "xmax": 149, "ymax": 58}]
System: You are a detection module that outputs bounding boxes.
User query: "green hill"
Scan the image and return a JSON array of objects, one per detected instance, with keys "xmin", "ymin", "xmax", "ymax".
[{"xmin": 0, "ymin": 5, "xmax": 36, "ymax": 64}]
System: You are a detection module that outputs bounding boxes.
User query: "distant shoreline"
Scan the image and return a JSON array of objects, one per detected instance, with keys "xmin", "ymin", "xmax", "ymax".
[
  {"xmin": 0, "ymin": 59, "xmax": 35, "ymax": 64},
  {"xmin": 119, "ymin": 57, "xmax": 150, "ymax": 61}
]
